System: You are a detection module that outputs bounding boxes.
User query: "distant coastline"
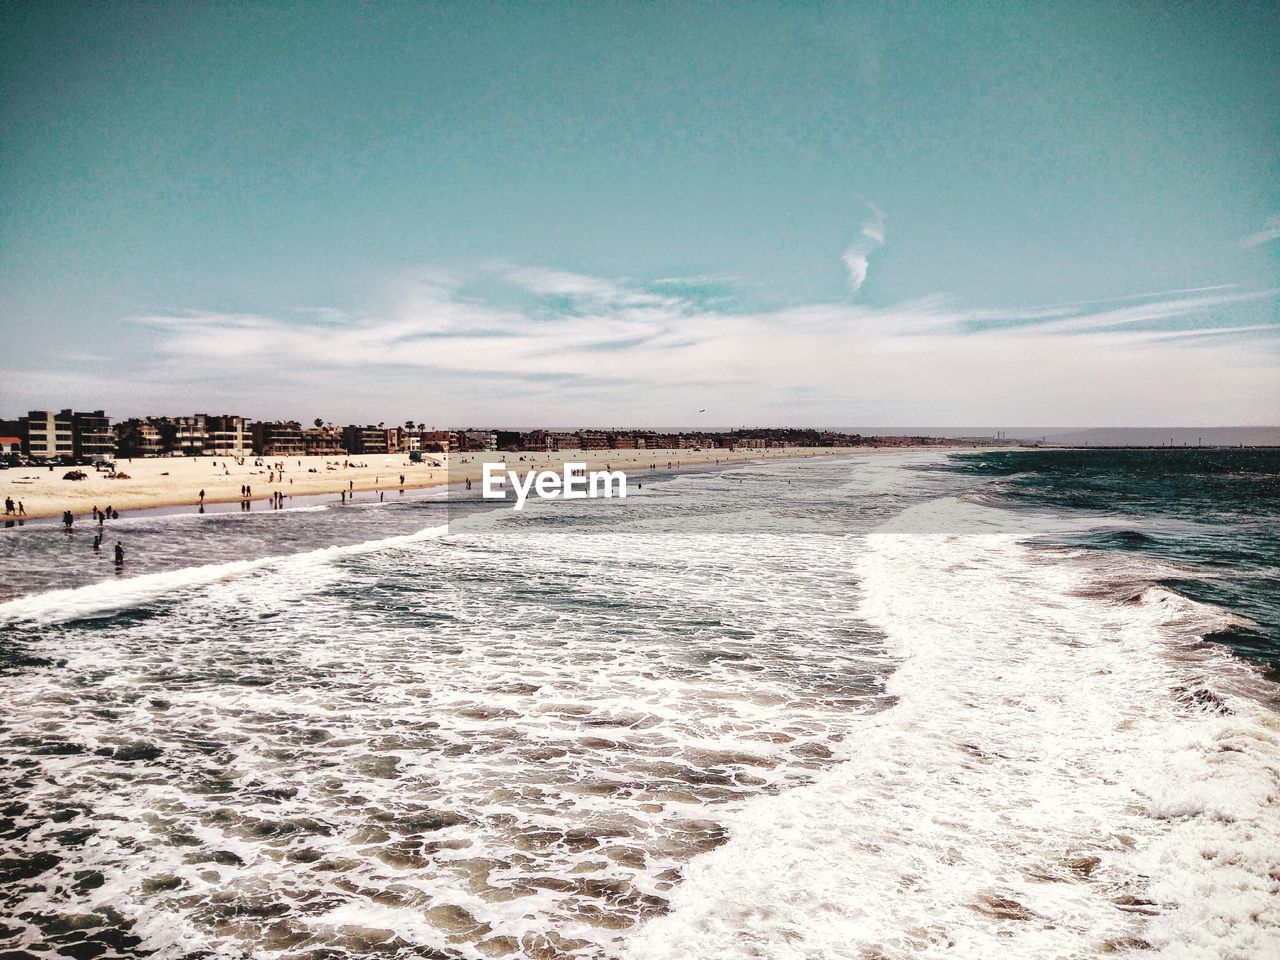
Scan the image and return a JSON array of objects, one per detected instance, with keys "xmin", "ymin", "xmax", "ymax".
[{"xmin": 3, "ymin": 446, "xmax": 871, "ymax": 522}]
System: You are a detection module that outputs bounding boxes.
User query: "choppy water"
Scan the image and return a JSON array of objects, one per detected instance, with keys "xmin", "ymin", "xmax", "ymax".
[{"xmin": 1, "ymin": 450, "xmax": 1278, "ymax": 959}]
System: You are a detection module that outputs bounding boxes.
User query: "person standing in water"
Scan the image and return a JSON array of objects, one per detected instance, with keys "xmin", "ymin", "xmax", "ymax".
[
  {"xmin": 92, "ymin": 534, "xmax": 101, "ymax": 551},
  {"xmin": 114, "ymin": 542, "xmax": 124, "ymax": 566}
]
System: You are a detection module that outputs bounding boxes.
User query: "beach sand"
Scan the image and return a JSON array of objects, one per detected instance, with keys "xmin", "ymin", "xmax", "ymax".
[{"xmin": 1, "ymin": 447, "xmax": 845, "ymax": 520}]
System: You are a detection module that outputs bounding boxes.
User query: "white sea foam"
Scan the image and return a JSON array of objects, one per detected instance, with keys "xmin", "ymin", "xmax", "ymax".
[
  {"xmin": 0, "ymin": 524, "xmax": 448, "ymax": 626},
  {"xmin": 4, "ymin": 454, "xmax": 1277, "ymax": 959},
  {"xmin": 625, "ymin": 497, "xmax": 1280, "ymax": 959}
]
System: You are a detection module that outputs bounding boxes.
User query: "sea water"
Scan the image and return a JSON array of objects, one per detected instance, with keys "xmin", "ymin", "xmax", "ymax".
[{"xmin": 1, "ymin": 450, "xmax": 1276, "ymax": 958}]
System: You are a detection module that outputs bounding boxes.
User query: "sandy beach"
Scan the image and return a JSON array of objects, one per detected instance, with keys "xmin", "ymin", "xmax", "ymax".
[{"xmin": 0, "ymin": 447, "xmax": 847, "ymax": 520}]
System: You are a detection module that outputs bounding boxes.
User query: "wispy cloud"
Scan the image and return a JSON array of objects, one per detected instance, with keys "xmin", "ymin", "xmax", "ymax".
[
  {"xmin": 842, "ymin": 204, "xmax": 886, "ymax": 294},
  {"xmin": 117, "ymin": 261, "xmax": 1280, "ymax": 426},
  {"xmin": 1242, "ymin": 214, "xmax": 1280, "ymax": 249}
]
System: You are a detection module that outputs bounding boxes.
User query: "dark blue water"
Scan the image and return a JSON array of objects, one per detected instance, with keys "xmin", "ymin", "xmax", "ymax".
[{"xmin": 943, "ymin": 448, "xmax": 1280, "ymax": 674}]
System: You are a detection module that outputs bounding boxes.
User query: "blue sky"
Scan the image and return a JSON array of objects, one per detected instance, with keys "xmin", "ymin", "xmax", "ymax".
[{"xmin": 1, "ymin": 0, "xmax": 1277, "ymax": 426}]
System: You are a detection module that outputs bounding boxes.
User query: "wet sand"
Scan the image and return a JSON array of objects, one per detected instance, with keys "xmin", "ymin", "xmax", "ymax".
[{"xmin": 1, "ymin": 447, "xmax": 848, "ymax": 520}]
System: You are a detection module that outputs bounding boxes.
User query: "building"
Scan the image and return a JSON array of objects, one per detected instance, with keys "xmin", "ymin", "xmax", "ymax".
[
  {"xmin": 419, "ymin": 430, "xmax": 457, "ymax": 453},
  {"xmin": 385, "ymin": 427, "xmax": 407, "ymax": 454},
  {"xmin": 636, "ymin": 433, "xmax": 682, "ymax": 450},
  {"xmin": 461, "ymin": 430, "xmax": 498, "ymax": 452},
  {"xmin": 171, "ymin": 415, "xmax": 208, "ymax": 456},
  {"xmin": 494, "ymin": 430, "xmax": 526, "ymax": 451},
  {"xmin": 251, "ymin": 421, "xmax": 305, "ymax": 457},
  {"xmin": 301, "ymin": 426, "xmax": 346, "ymax": 456},
  {"xmin": 343, "ymin": 425, "xmax": 390, "ymax": 455},
  {"xmin": 203, "ymin": 415, "xmax": 249, "ymax": 457},
  {"xmin": 579, "ymin": 431, "xmax": 609, "ymax": 450},
  {"xmin": 545, "ymin": 433, "xmax": 580, "ymax": 451},
  {"xmin": 21, "ymin": 410, "xmax": 75, "ymax": 460},
  {"xmin": 115, "ymin": 419, "xmax": 163, "ymax": 458},
  {"xmin": 16, "ymin": 409, "xmax": 113, "ymax": 460},
  {"xmin": 0, "ymin": 436, "xmax": 21, "ymax": 457},
  {"xmin": 72, "ymin": 410, "xmax": 114, "ymax": 460}
]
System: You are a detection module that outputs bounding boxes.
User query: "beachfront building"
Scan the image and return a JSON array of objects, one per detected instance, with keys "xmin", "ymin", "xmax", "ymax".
[
  {"xmin": 21, "ymin": 410, "xmax": 75, "ymax": 460},
  {"xmin": 545, "ymin": 433, "xmax": 580, "ymax": 451},
  {"xmin": 461, "ymin": 430, "xmax": 498, "ymax": 452},
  {"xmin": 418, "ymin": 430, "xmax": 457, "ymax": 453},
  {"xmin": 115, "ymin": 419, "xmax": 164, "ymax": 458},
  {"xmin": 385, "ymin": 427, "xmax": 409, "ymax": 454},
  {"xmin": 342, "ymin": 425, "xmax": 390, "ymax": 455},
  {"xmin": 171, "ymin": 415, "xmax": 208, "ymax": 456},
  {"xmin": 72, "ymin": 410, "xmax": 114, "ymax": 460},
  {"xmin": 0, "ymin": 436, "xmax": 21, "ymax": 456},
  {"xmin": 608, "ymin": 432, "xmax": 636, "ymax": 449},
  {"xmin": 203, "ymin": 415, "xmax": 250, "ymax": 457},
  {"xmin": 635, "ymin": 432, "xmax": 682, "ymax": 450},
  {"xmin": 301, "ymin": 425, "xmax": 346, "ymax": 456},
  {"xmin": 251, "ymin": 421, "xmax": 305, "ymax": 457}
]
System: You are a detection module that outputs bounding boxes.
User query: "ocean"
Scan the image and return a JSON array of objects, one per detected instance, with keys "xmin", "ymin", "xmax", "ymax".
[{"xmin": 1, "ymin": 449, "xmax": 1277, "ymax": 959}]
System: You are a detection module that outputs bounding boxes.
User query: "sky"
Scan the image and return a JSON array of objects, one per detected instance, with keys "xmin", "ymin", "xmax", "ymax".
[{"xmin": 1, "ymin": 0, "xmax": 1277, "ymax": 428}]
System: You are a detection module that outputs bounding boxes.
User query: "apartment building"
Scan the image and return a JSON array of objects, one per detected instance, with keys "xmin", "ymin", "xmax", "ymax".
[
  {"xmin": 203, "ymin": 415, "xmax": 249, "ymax": 457},
  {"xmin": 171, "ymin": 415, "xmax": 208, "ymax": 456},
  {"xmin": 419, "ymin": 430, "xmax": 458, "ymax": 453},
  {"xmin": 115, "ymin": 419, "xmax": 164, "ymax": 458},
  {"xmin": 16, "ymin": 409, "xmax": 114, "ymax": 460},
  {"xmin": 635, "ymin": 433, "xmax": 683, "ymax": 450},
  {"xmin": 461, "ymin": 430, "xmax": 498, "ymax": 452},
  {"xmin": 71, "ymin": 410, "xmax": 114, "ymax": 459},
  {"xmin": 251, "ymin": 421, "xmax": 305, "ymax": 457},
  {"xmin": 22, "ymin": 410, "xmax": 75, "ymax": 460},
  {"xmin": 342, "ymin": 425, "xmax": 390, "ymax": 455},
  {"xmin": 385, "ymin": 427, "xmax": 408, "ymax": 454},
  {"xmin": 301, "ymin": 426, "xmax": 346, "ymax": 456}
]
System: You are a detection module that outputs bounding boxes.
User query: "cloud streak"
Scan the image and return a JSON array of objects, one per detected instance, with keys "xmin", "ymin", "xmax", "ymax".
[
  {"xmin": 114, "ymin": 261, "xmax": 1280, "ymax": 426},
  {"xmin": 842, "ymin": 204, "xmax": 886, "ymax": 294},
  {"xmin": 1242, "ymin": 214, "xmax": 1280, "ymax": 249}
]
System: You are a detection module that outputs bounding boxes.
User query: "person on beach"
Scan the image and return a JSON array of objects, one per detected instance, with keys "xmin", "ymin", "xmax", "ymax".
[
  {"xmin": 93, "ymin": 534, "xmax": 101, "ymax": 551},
  {"xmin": 114, "ymin": 542, "xmax": 124, "ymax": 566},
  {"xmin": 17, "ymin": 502, "xmax": 25, "ymax": 516},
  {"xmin": 63, "ymin": 511, "xmax": 73, "ymax": 529},
  {"xmin": 3, "ymin": 497, "xmax": 12, "ymax": 516},
  {"xmin": 199, "ymin": 488, "xmax": 205, "ymax": 504}
]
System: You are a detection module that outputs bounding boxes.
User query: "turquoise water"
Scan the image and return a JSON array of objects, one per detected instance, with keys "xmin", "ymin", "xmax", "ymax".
[{"xmin": 943, "ymin": 448, "xmax": 1280, "ymax": 674}]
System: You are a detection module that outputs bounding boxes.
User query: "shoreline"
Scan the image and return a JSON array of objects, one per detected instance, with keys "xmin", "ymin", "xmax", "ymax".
[{"xmin": 1, "ymin": 446, "xmax": 878, "ymax": 524}]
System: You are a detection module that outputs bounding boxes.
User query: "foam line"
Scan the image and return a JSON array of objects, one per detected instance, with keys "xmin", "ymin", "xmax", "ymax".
[{"xmin": 0, "ymin": 524, "xmax": 448, "ymax": 626}]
